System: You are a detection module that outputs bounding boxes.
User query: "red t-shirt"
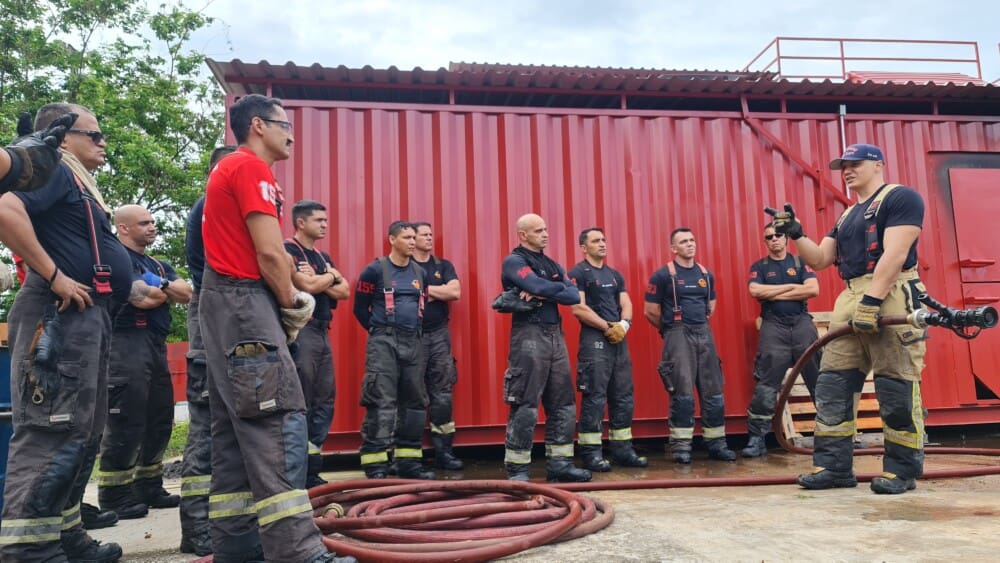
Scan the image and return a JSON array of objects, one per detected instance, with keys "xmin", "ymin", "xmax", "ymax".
[{"xmin": 203, "ymin": 147, "xmax": 285, "ymax": 279}]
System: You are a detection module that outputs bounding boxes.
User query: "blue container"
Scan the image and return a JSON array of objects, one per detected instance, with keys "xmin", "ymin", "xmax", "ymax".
[{"xmin": 1, "ymin": 345, "xmax": 12, "ymax": 517}]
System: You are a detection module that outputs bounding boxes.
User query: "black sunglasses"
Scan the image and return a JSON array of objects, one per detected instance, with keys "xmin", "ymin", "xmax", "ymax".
[
  {"xmin": 764, "ymin": 233, "xmax": 785, "ymax": 241},
  {"xmin": 68, "ymin": 129, "xmax": 106, "ymax": 144},
  {"xmin": 258, "ymin": 117, "xmax": 293, "ymax": 132}
]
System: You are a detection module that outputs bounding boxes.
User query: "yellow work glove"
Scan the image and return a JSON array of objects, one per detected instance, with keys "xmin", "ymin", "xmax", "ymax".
[
  {"xmin": 603, "ymin": 319, "xmax": 630, "ymax": 344},
  {"xmin": 280, "ymin": 291, "xmax": 316, "ymax": 344},
  {"xmin": 851, "ymin": 295, "xmax": 882, "ymax": 334}
]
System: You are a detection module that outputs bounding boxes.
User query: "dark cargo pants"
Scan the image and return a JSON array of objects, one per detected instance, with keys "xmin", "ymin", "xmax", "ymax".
[
  {"xmin": 98, "ymin": 329, "xmax": 174, "ymax": 500},
  {"xmin": 576, "ymin": 329, "xmax": 635, "ymax": 455},
  {"xmin": 746, "ymin": 314, "xmax": 819, "ymax": 436},
  {"xmin": 180, "ymin": 289, "xmax": 211, "ymax": 538},
  {"xmin": 201, "ymin": 268, "xmax": 325, "ymax": 563},
  {"xmin": 420, "ymin": 325, "xmax": 458, "ymax": 435},
  {"xmin": 0, "ymin": 274, "xmax": 111, "ymax": 560},
  {"xmin": 657, "ymin": 323, "xmax": 726, "ymax": 454},
  {"xmin": 290, "ymin": 319, "xmax": 336, "ymax": 454},
  {"xmin": 503, "ymin": 323, "xmax": 577, "ymax": 465},
  {"xmin": 359, "ymin": 327, "xmax": 428, "ymax": 471}
]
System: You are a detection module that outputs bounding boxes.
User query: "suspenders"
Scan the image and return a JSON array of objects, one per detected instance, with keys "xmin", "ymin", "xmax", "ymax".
[
  {"xmin": 378, "ymin": 257, "xmax": 424, "ymax": 327},
  {"xmin": 665, "ymin": 261, "xmax": 710, "ymax": 322},
  {"xmin": 71, "ymin": 175, "xmax": 112, "ymax": 295},
  {"xmin": 834, "ymin": 183, "xmax": 901, "ymax": 274}
]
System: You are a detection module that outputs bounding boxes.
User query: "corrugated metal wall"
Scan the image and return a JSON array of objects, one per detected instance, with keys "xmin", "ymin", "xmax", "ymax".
[{"xmin": 251, "ymin": 98, "xmax": 1000, "ymax": 451}]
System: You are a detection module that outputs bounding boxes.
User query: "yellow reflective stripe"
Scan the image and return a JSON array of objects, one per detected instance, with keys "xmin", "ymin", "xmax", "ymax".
[
  {"xmin": 308, "ymin": 442, "xmax": 322, "ymax": 455},
  {"xmin": 504, "ymin": 449, "xmax": 531, "ymax": 464},
  {"xmin": 135, "ymin": 462, "xmax": 164, "ymax": 480},
  {"xmin": 702, "ymin": 426, "xmax": 726, "ymax": 439},
  {"xmin": 884, "ymin": 428, "xmax": 921, "ymax": 449},
  {"xmin": 609, "ymin": 427, "xmax": 633, "ymax": 441},
  {"xmin": 747, "ymin": 412, "xmax": 772, "ymax": 421},
  {"xmin": 256, "ymin": 490, "xmax": 312, "ymax": 526},
  {"xmin": 671, "ymin": 427, "xmax": 694, "ymax": 440},
  {"xmin": 912, "ymin": 382, "xmax": 925, "ymax": 449},
  {"xmin": 430, "ymin": 421, "xmax": 456, "ymax": 435},
  {"xmin": 577, "ymin": 432, "xmax": 603, "ymax": 446},
  {"xmin": 394, "ymin": 447, "xmax": 423, "ymax": 459},
  {"xmin": 815, "ymin": 419, "xmax": 856, "ymax": 437},
  {"xmin": 545, "ymin": 443, "xmax": 574, "ymax": 458},
  {"xmin": 96, "ymin": 468, "xmax": 135, "ymax": 486},
  {"xmin": 360, "ymin": 451, "xmax": 389, "ymax": 466},
  {"xmin": 181, "ymin": 475, "xmax": 212, "ymax": 498},
  {"xmin": 0, "ymin": 517, "xmax": 63, "ymax": 545},
  {"xmin": 208, "ymin": 491, "xmax": 256, "ymax": 520},
  {"xmin": 61, "ymin": 504, "xmax": 81, "ymax": 530}
]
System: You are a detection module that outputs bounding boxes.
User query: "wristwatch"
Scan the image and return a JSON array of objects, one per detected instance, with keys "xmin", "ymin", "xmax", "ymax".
[{"xmin": 159, "ymin": 278, "xmax": 170, "ymax": 291}]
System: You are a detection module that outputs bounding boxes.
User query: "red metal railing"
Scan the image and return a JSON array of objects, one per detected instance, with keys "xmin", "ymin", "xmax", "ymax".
[
  {"xmin": 743, "ymin": 37, "xmax": 983, "ymax": 82},
  {"xmin": 994, "ymin": 43, "xmax": 1000, "ymax": 85}
]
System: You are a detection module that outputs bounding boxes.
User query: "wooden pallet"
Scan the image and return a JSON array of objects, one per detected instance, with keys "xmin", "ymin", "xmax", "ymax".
[
  {"xmin": 775, "ymin": 312, "xmax": 883, "ymax": 444},
  {"xmin": 0, "ymin": 322, "xmax": 7, "ymax": 346}
]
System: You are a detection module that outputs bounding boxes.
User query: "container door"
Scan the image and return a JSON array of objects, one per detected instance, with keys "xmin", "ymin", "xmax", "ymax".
[{"xmin": 949, "ymin": 169, "xmax": 1000, "ymax": 398}]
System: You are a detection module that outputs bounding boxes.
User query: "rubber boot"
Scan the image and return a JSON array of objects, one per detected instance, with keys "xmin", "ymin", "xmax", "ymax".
[
  {"xmin": 430, "ymin": 434, "xmax": 464, "ymax": 470},
  {"xmin": 608, "ymin": 442, "xmax": 648, "ymax": 467},
  {"xmin": 364, "ymin": 463, "xmax": 389, "ymax": 479},
  {"xmin": 134, "ymin": 478, "xmax": 180, "ymax": 509},
  {"xmin": 797, "ymin": 467, "xmax": 858, "ymax": 490},
  {"xmin": 98, "ymin": 485, "xmax": 149, "ymax": 520},
  {"xmin": 506, "ymin": 463, "xmax": 530, "ymax": 481},
  {"xmin": 670, "ymin": 439, "xmax": 692, "ymax": 464},
  {"xmin": 81, "ymin": 503, "xmax": 118, "ymax": 530},
  {"xmin": 870, "ymin": 472, "xmax": 917, "ymax": 494},
  {"xmin": 741, "ymin": 434, "xmax": 768, "ymax": 458},
  {"xmin": 546, "ymin": 457, "xmax": 592, "ymax": 483},
  {"xmin": 306, "ymin": 453, "xmax": 328, "ymax": 488},
  {"xmin": 579, "ymin": 446, "xmax": 611, "ymax": 472},
  {"xmin": 63, "ymin": 527, "xmax": 123, "ymax": 563},
  {"xmin": 705, "ymin": 438, "xmax": 737, "ymax": 461},
  {"xmin": 396, "ymin": 459, "xmax": 436, "ymax": 480},
  {"xmin": 179, "ymin": 529, "xmax": 212, "ymax": 556},
  {"xmin": 309, "ymin": 551, "xmax": 360, "ymax": 563}
]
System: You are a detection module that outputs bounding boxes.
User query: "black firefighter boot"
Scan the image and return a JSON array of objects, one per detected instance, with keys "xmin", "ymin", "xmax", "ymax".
[
  {"xmin": 306, "ymin": 453, "xmax": 328, "ymax": 488},
  {"xmin": 134, "ymin": 477, "xmax": 180, "ymax": 509},
  {"xmin": 579, "ymin": 445, "xmax": 611, "ymax": 472},
  {"xmin": 741, "ymin": 434, "xmax": 768, "ymax": 458},
  {"xmin": 705, "ymin": 438, "xmax": 737, "ymax": 461},
  {"xmin": 396, "ymin": 458, "xmax": 436, "ymax": 480},
  {"xmin": 81, "ymin": 503, "xmax": 118, "ymax": 530},
  {"xmin": 62, "ymin": 526, "xmax": 123, "ymax": 563},
  {"xmin": 430, "ymin": 433, "xmax": 464, "ymax": 470},
  {"xmin": 608, "ymin": 442, "xmax": 648, "ymax": 468},
  {"xmin": 506, "ymin": 463, "xmax": 530, "ymax": 482},
  {"xmin": 179, "ymin": 528, "xmax": 213, "ymax": 556},
  {"xmin": 364, "ymin": 463, "xmax": 390, "ymax": 479},
  {"xmin": 546, "ymin": 457, "xmax": 592, "ymax": 483},
  {"xmin": 98, "ymin": 485, "xmax": 149, "ymax": 520}
]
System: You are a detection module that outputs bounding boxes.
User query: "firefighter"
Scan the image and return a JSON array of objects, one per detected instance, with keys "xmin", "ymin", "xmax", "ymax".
[
  {"xmin": 568, "ymin": 227, "xmax": 647, "ymax": 471},
  {"xmin": 644, "ymin": 227, "xmax": 736, "ymax": 464},
  {"xmin": 742, "ymin": 223, "xmax": 820, "ymax": 457},
  {"xmin": 286, "ymin": 199, "xmax": 350, "ymax": 487},
  {"xmin": 353, "ymin": 221, "xmax": 435, "ymax": 480},
  {"xmin": 0, "ymin": 103, "xmax": 164, "ymax": 562},
  {"xmin": 178, "ymin": 145, "xmax": 236, "ymax": 556},
  {"xmin": 773, "ymin": 143, "xmax": 928, "ymax": 495},
  {"xmin": 411, "ymin": 221, "xmax": 464, "ymax": 470},
  {"xmin": 500, "ymin": 213, "xmax": 591, "ymax": 483},
  {"xmin": 200, "ymin": 94, "xmax": 350, "ymax": 562},
  {"xmin": 98, "ymin": 205, "xmax": 192, "ymax": 517}
]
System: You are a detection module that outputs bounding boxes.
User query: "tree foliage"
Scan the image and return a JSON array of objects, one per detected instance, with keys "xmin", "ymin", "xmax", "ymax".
[{"xmin": 0, "ymin": 0, "xmax": 226, "ymax": 341}]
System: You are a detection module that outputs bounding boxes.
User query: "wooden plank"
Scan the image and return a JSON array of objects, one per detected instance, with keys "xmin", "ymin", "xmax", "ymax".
[
  {"xmin": 0, "ymin": 322, "xmax": 7, "ymax": 345},
  {"xmin": 788, "ymin": 398, "xmax": 880, "ymax": 415},
  {"xmin": 793, "ymin": 416, "xmax": 884, "ymax": 433}
]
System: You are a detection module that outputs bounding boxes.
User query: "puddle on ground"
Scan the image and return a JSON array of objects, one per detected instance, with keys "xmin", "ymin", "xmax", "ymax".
[{"xmin": 863, "ymin": 503, "xmax": 997, "ymax": 522}]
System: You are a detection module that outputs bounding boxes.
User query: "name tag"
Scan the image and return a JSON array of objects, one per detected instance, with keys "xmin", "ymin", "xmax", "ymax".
[
  {"xmin": 259, "ymin": 399, "xmax": 277, "ymax": 411},
  {"xmin": 50, "ymin": 414, "xmax": 72, "ymax": 423}
]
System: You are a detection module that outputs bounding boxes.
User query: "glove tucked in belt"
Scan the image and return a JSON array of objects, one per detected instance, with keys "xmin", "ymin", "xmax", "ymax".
[
  {"xmin": 281, "ymin": 291, "xmax": 316, "ymax": 344},
  {"xmin": 29, "ymin": 304, "xmax": 64, "ymax": 404}
]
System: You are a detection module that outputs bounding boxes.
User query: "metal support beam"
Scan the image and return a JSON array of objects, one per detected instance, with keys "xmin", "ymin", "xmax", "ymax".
[{"xmin": 740, "ymin": 96, "xmax": 851, "ymax": 207}]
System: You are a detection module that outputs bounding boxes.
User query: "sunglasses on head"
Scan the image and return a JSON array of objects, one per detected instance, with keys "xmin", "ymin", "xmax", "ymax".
[
  {"xmin": 764, "ymin": 233, "xmax": 785, "ymax": 241},
  {"xmin": 68, "ymin": 129, "xmax": 106, "ymax": 144}
]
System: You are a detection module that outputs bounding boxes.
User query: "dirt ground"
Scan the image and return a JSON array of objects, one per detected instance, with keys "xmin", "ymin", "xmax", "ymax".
[{"xmin": 90, "ymin": 432, "xmax": 1000, "ymax": 562}]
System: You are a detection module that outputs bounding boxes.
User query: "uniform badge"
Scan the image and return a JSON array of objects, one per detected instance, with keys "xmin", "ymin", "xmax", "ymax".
[
  {"xmin": 697, "ymin": 278, "xmax": 707, "ymax": 287},
  {"xmin": 411, "ymin": 280, "xmax": 420, "ymax": 289},
  {"xmin": 787, "ymin": 268, "xmax": 797, "ymax": 276},
  {"xmin": 434, "ymin": 271, "xmax": 442, "ymax": 279}
]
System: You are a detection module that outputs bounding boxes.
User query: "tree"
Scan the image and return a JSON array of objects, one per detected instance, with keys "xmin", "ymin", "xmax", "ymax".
[{"xmin": 0, "ymin": 0, "xmax": 226, "ymax": 341}]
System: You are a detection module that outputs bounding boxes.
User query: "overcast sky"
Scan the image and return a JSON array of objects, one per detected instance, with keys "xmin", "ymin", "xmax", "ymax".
[{"xmin": 192, "ymin": 0, "xmax": 1000, "ymax": 82}]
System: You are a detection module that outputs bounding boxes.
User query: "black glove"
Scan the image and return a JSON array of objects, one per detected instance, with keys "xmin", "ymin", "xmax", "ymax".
[
  {"xmin": 491, "ymin": 288, "xmax": 543, "ymax": 313},
  {"xmin": 0, "ymin": 112, "xmax": 77, "ymax": 194},
  {"xmin": 31, "ymin": 304, "xmax": 64, "ymax": 402},
  {"xmin": 764, "ymin": 203, "xmax": 804, "ymax": 240}
]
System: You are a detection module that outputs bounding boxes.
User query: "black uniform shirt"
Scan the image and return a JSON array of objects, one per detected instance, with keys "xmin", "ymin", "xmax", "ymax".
[
  {"xmin": 354, "ymin": 258, "xmax": 430, "ymax": 332},
  {"xmin": 114, "ymin": 249, "xmax": 177, "ymax": 336},
  {"xmin": 828, "ymin": 184, "xmax": 924, "ymax": 280},
  {"xmin": 568, "ymin": 261, "xmax": 625, "ymax": 333},
  {"xmin": 501, "ymin": 248, "xmax": 580, "ymax": 325},
  {"xmin": 645, "ymin": 261, "xmax": 716, "ymax": 327},
  {"xmin": 284, "ymin": 239, "xmax": 337, "ymax": 321},
  {"xmin": 185, "ymin": 195, "xmax": 205, "ymax": 291},
  {"xmin": 15, "ymin": 165, "xmax": 134, "ymax": 305},
  {"xmin": 413, "ymin": 256, "xmax": 458, "ymax": 331},
  {"xmin": 748, "ymin": 255, "xmax": 816, "ymax": 318}
]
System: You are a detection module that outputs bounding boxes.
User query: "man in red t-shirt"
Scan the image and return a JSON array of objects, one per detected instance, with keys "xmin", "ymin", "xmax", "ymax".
[{"xmin": 199, "ymin": 93, "xmax": 351, "ymax": 563}]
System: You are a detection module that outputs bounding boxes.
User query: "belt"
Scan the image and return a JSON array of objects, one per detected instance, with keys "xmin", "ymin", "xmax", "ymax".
[
  {"xmin": 371, "ymin": 326, "xmax": 421, "ymax": 337},
  {"xmin": 846, "ymin": 267, "xmax": 919, "ymax": 289},
  {"xmin": 308, "ymin": 317, "xmax": 331, "ymax": 329}
]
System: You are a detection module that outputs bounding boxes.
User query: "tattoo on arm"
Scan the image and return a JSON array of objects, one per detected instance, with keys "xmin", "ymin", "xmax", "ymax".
[{"xmin": 129, "ymin": 279, "xmax": 152, "ymax": 305}]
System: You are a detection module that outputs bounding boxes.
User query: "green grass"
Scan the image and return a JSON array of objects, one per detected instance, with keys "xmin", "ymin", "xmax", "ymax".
[{"xmin": 164, "ymin": 421, "xmax": 190, "ymax": 460}]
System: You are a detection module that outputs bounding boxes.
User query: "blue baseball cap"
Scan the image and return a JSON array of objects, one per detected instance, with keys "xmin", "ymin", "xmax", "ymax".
[{"xmin": 829, "ymin": 143, "xmax": 885, "ymax": 170}]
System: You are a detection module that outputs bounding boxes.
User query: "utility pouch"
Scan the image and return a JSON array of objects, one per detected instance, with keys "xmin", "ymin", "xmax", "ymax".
[
  {"xmin": 18, "ymin": 359, "xmax": 81, "ymax": 431},
  {"xmin": 503, "ymin": 367, "xmax": 528, "ymax": 405},
  {"xmin": 226, "ymin": 341, "xmax": 303, "ymax": 419}
]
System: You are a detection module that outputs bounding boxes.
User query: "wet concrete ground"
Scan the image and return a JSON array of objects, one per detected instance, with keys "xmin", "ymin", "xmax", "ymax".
[{"xmin": 91, "ymin": 427, "xmax": 1000, "ymax": 562}]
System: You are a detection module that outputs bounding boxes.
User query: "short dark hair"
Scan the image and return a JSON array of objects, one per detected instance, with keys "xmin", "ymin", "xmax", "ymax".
[
  {"xmin": 293, "ymin": 199, "xmax": 326, "ymax": 225},
  {"xmin": 209, "ymin": 145, "xmax": 236, "ymax": 171},
  {"xmin": 578, "ymin": 227, "xmax": 604, "ymax": 245},
  {"xmin": 411, "ymin": 221, "xmax": 432, "ymax": 232},
  {"xmin": 229, "ymin": 94, "xmax": 284, "ymax": 144},
  {"xmin": 670, "ymin": 227, "xmax": 693, "ymax": 244},
  {"xmin": 763, "ymin": 222, "xmax": 776, "ymax": 231},
  {"xmin": 388, "ymin": 220, "xmax": 414, "ymax": 237},
  {"xmin": 34, "ymin": 102, "xmax": 89, "ymax": 131}
]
